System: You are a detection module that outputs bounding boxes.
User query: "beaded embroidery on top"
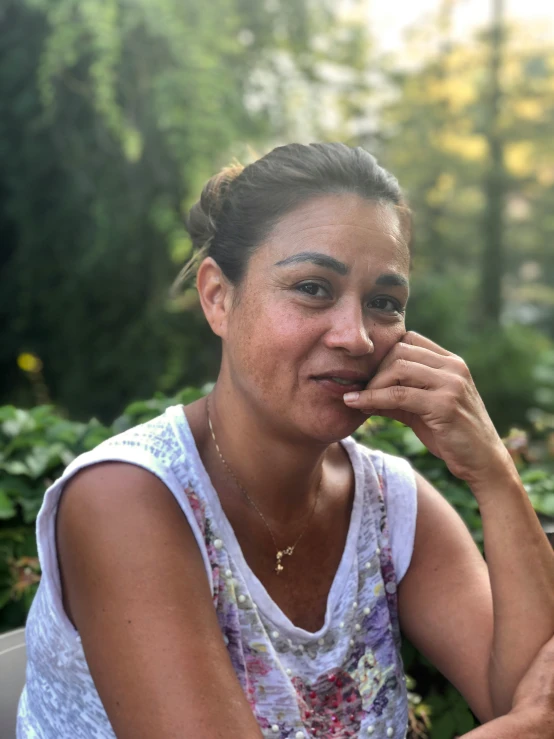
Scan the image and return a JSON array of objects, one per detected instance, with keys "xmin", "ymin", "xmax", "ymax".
[{"xmin": 17, "ymin": 405, "xmax": 413, "ymax": 739}]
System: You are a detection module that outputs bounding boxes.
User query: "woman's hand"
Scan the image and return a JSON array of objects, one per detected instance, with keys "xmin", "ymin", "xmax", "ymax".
[
  {"xmin": 343, "ymin": 331, "xmax": 512, "ymax": 487},
  {"xmin": 460, "ymin": 635, "xmax": 554, "ymax": 738},
  {"xmin": 510, "ymin": 632, "xmax": 554, "ymax": 721}
]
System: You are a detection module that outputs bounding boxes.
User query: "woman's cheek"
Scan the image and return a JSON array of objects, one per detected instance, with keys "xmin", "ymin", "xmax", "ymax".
[{"xmin": 373, "ymin": 325, "xmax": 403, "ymax": 360}]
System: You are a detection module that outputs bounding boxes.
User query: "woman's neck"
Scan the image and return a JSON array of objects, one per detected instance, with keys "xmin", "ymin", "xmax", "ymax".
[{"xmin": 189, "ymin": 382, "xmax": 333, "ymax": 526}]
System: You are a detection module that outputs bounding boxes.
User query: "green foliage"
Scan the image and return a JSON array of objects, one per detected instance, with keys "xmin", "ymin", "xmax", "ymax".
[
  {"xmin": 534, "ymin": 350, "xmax": 554, "ymax": 412},
  {"xmin": 406, "ymin": 272, "xmax": 554, "ymax": 435},
  {"xmin": 0, "ymin": 0, "xmax": 361, "ymax": 422},
  {"xmin": 0, "ymin": 388, "xmax": 201, "ymax": 629},
  {"xmin": 426, "ymin": 685, "xmax": 476, "ymax": 739},
  {"xmin": 463, "ymin": 325, "xmax": 553, "ymax": 435}
]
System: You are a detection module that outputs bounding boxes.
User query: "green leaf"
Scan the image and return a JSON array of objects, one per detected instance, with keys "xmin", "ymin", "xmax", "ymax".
[
  {"xmin": 45, "ymin": 420, "xmax": 83, "ymax": 445},
  {"xmin": 82, "ymin": 426, "xmax": 111, "ymax": 451},
  {"xmin": 1, "ymin": 410, "xmax": 37, "ymax": 437},
  {"xmin": 521, "ymin": 468, "xmax": 549, "ymax": 483},
  {"xmin": 401, "ymin": 638, "xmax": 416, "ymax": 669},
  {"xmin": 175, "ymin": 387, "xmax": 204, "ymax": 404},
  {"xmin": 0, "ymin": 475, "xmax": 38, "ymax": 501},
  {"xmin": 534, "ymin": 493, "xmax": 554, "ymax": 516},
  {"xmin": 0, "ymin": 529, "xmax": 26, "ymax": 546},
  {"xmin": 19, "ymin": 497, "xmax": 43, "ymax": 524},
  {"xmin": 0, "ymin": 588, "xmax": 13, "ymax": 610},
  {"xmin": 121, "ymin": 400, "xmax": 159, "ymax": 416},
  {"xmin": 0, "ymin": 491, "xmax": 16, "ymax": 520},
  {"xmin": 362, "ymin": 438, "xmax": 403, "ymax": 455},
  {"xmin": 453, "ymin": 702, "xmax": 476, "ymax": 734},
  {"xmin": 0, "ymin": 406, "xmax": 17, "ymax": 423},
  {"xmin": 430, "ymin": 711, "xmax": 456, "ymax": 739},
  {"xmin": 23, "ymin": 444, "xmax": 67, "ymax": 479},
  {"xmin": 442, "ymin": 486, "xmax": 478, "ymax": 509},
  {"xmin": 0, "ymin": 460, "xmax": 29, "ymax": 476},
  {"xmin": 402, "ymin": 428, "xmax": 428, "ymax": 455}
]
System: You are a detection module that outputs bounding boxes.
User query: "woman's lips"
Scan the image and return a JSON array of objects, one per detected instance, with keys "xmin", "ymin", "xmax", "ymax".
[{"xmin": 312, "ymin": 377, "xmax": 368, "ymax": 397}]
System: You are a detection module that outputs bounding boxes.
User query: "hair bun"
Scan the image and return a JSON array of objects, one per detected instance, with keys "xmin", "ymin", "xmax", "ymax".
[
  {"xmin": 170, "ymin": 163, "xmax": 244, "ymax": 295},
  {"xmin": 186, "ymin": 163, "xmax": 245, "ymax": 253}
]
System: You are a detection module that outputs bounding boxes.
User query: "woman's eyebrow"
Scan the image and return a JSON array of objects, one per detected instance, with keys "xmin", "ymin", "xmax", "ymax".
[
  {"xmin": 274, "ymin": 251, "xmax": 349, "ymax": 275},
  {"xmin": 273, "ymin": 252, "xmax": 409, "ymax": 289},
  {"xmin": 376, "ymin": 273, "xmax": 409, "ymax": 288}
]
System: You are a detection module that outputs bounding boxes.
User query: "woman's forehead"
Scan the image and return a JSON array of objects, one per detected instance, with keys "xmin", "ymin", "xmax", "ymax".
[
  {"xmin": 276, "ymin": 193, "xmax": 400, "ymax": 230},
  {"xmin": 259, "ymin": 194, "xmax": 409, "ymax": 271}
]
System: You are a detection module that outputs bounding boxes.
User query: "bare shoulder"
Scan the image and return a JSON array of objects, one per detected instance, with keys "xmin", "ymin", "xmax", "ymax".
[
  {"xmin": 56, "ymin": 461, "xmax": 262, "ymax": 739},
  {"xmin": 57, "ymin": 461, "xmax": 188, "ymax": 561},
  {"xmin": 56, "ymin": 462, "xmax": 195, "ymax": 623}
]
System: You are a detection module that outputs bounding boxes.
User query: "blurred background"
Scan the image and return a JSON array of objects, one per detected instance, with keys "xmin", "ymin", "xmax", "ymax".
[{"xmin": 1, "ymin": 0, "xmax": 554, "ymax": 438}]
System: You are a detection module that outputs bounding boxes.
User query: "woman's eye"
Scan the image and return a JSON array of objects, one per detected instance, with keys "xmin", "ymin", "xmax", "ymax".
[
  {"xmin": 370, "ymin": 297, "xmax": 404, "ymax": 313},
  {"xmin": 296, "ymin": 282, "xmax": 330, "ymax": 298}
]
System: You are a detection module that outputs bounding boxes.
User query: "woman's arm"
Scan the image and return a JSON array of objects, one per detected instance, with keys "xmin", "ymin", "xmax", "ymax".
[
  {"xmin": 397, "ymin": 475, "xmax": 495, "ymax": 722},
  {"xmin": 57, "ymin": 462, "xmax": 263, "ymax": 739},
  {"xmin": 463, "ymin": 633, "xmax": 554, "ymax": 738},
  {"xmin": 344, "ymin": 330, "xmax": 554, "ymax": 718},
  {"xmin": 461, "ymin": 709, "xmax": 551, "ymax": 739},
  {"xmin": 397, "ymin": 469, "xmax": 554, "ymax": 722},
  {"xmin": 473, "ymin": 464, "xmax": 554, "ymax": 717}
]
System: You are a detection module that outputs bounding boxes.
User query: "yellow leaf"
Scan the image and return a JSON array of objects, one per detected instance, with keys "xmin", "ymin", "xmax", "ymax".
[
  {"xmin": 505, "ymin": 141, "xmax": 535, "ymax": 177},
  {"xmin": 123, "ymin": 126, "xmax": 143, "ymax": 163},
  {"xmin": 426, "ymin": 173, "xmax": 456, "ymax": 206},
  {"xmin": 435, "ymin": 132, "xmax": 487, "ymax": 162},
  {"xmin": 170, "ymin": 233, "xmax": 192, "ymax": 264},
  {"xmin": 17, "ymin": 353, "xmax": 42, "ymax": 373},
  {"xmin": 514, "ymin": 99, "xmax": 544, "ymax": 122},
  {"xmin": 537, "ymin": 166, "xmax": 554, "ymax": 186}
]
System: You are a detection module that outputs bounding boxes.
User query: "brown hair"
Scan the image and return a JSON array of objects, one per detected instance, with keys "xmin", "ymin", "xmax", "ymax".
[{"xmin": 172, "ymin": 142, "xmax": 411, "ymax": 293}]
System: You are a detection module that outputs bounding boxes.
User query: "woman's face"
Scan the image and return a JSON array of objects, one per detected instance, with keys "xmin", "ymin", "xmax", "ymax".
[{"xmin": 222, "ymin": 193, "xmax": 411, "ymax": 443}]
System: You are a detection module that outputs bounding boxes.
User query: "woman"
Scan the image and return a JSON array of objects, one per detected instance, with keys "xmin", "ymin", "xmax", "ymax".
[{"xmin": 17, "ymin": 143, "xmax": 554, "ymax": 738}]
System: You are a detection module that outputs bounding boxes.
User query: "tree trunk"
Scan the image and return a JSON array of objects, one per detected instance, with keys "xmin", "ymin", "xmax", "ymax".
[{"xmin": 480, "ymin": 0, "xmax": 506, "ymax": 325}]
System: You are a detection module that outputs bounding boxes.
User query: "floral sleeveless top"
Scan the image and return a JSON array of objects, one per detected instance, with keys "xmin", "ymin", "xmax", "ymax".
[{"xmin": 18, "ymin": 404, "xmax": 417, "ymax": 739}]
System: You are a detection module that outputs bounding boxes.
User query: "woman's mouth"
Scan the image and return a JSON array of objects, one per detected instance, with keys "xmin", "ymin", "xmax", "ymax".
[{"xmin": 311, "ymin": 373, "xmax": 369, "ymax": 397}]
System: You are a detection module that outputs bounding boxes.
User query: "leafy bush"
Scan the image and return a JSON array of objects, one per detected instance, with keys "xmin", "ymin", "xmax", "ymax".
[
  {"xmin": 0, "ymin": 389, "xmax": 201, "ymax": 629},
  {"xmin": 1, "ymin": 391, "xmax": 553, "ymax": 738},
  {"xmin": 408, "ymin": 274, "xmax": 554, "ymax": 437},
  {"xmin": 462, "ymin": 325, "xmax": 554, "ymax": 435}
]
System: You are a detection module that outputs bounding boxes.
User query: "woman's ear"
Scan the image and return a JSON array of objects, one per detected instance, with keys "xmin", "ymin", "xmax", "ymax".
[{"xmin": 196, "ymin": 257, "xmax": 234, "ymax": 339}]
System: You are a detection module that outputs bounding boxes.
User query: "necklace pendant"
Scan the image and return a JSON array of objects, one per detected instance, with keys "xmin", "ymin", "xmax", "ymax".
[{"xmin": 275, "ymin": 546, "xmax": 294, "ymax": 574}]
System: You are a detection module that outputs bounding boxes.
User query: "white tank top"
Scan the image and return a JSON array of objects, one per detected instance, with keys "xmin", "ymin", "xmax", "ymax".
[{"xmin": 17, "ymin": 404, "xmax": 417, "ymax": 739}]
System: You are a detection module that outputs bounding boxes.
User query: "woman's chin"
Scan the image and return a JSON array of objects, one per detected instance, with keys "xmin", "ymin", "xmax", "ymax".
[{"xmin": 300, "ymin": 405, "xmax": 368, "ymax": 444}]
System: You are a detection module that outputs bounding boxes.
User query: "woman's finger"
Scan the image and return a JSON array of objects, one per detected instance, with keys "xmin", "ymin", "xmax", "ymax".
[
  {"xmin": 377, "ymin": 342, "xmax": 450, "ymax": 376},
  {"xmin": 403, "ymin": 331, "xmax": 452, "ymax": 357},
  {"xmin": 368, "ymin": 360, "xmax": 449, "ymax": 391},
  {"xmin": 343, "ymin": 384, "xmax": 430, "ymax": 415}
]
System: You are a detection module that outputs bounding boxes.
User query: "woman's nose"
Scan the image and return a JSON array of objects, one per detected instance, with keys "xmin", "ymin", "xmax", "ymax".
[{"xmin": 323, "ymin": 305, "xmax": 375, "ymax": 356}]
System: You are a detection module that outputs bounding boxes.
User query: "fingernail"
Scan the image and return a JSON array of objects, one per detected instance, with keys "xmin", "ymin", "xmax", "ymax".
[{"xmin": 343, "ymin": 392, "xmax": 360, "ymax": 403}]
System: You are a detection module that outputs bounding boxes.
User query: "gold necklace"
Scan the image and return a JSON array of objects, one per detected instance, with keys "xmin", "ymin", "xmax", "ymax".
[{"xmin": 206, "ymin": 397, "xmax": 322, "ymax": 575}]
